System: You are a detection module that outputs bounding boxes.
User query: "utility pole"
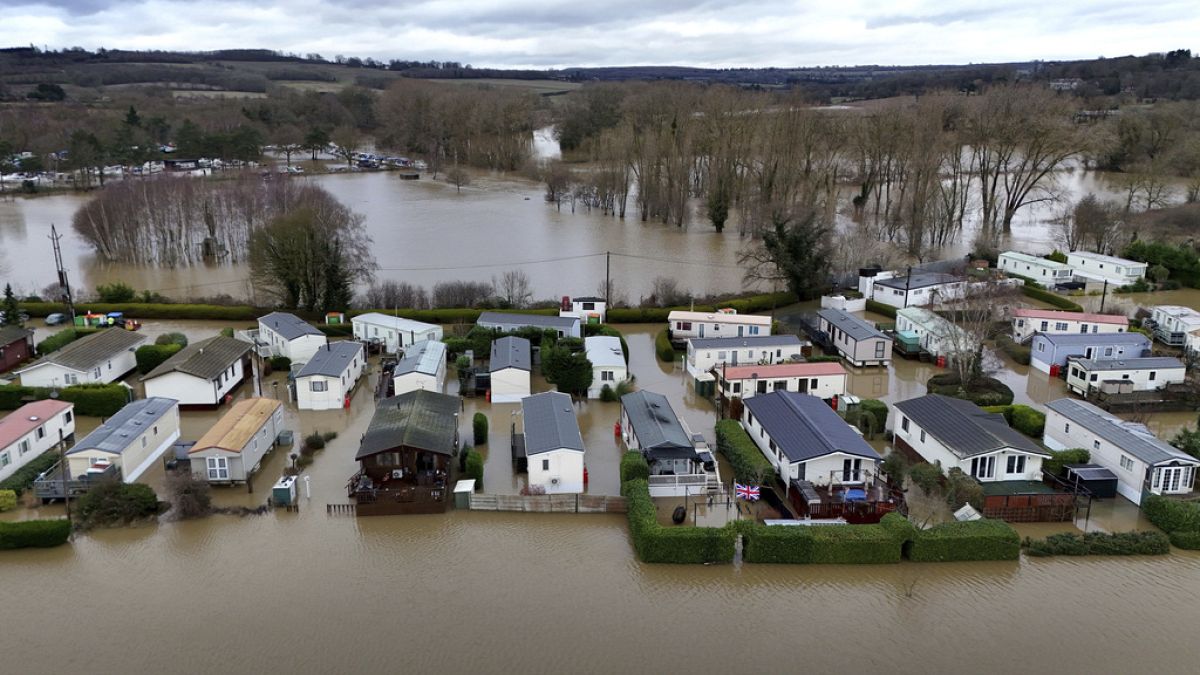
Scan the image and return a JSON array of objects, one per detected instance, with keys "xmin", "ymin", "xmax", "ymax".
[
  {"xmin": 49, "ymin": 224, "xmax": 76, "ymax": 325},
  {"xmin": 903, "ymin": 266, "xmax": 912, "ymax": 309},
  {"xmin": 605, "ymin": 251, "xmax": 611, "ymax": 306},
  {"xmin": 58, "ymin": 427, "xmax": 70, "ymax": 524},
  {"xmin": 1099, "ymin": 280, "xmax": 1108, "ymax": 313}
]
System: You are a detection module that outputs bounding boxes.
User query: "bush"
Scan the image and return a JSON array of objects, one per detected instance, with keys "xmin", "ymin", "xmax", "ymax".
[
  {"xmin": 851, "ymin": 399, "xmax": 887, "ymax": 439},
  {"xmin": 304, "ymin": 433, "xmax": 326, "ymax": 450},
  {"xmin": 164, "ymin": 470, "xmax": 213, "ymax": 519},
  {"xmin": 620, "ymin": 451, "xmax": 650, "ymax": 483},
  {"xmin": 0, "ymin": 450, "xmax": 58, "ymax": 496},
  {"xmin": 1114, "ymin": 279, "xmax": 1151, "ymax": 294},
  {"xmin": 75, "ymin": 482, "xmax": 160, "ymax": 528},
  {"xmin": 0, "ymin": 489, "xmax": 16, "ymax": 512},
  {"xmin": 944, "ymin": 467, "xmax": 984, "ymax": 510},
  {"xmin": 1168, "ymin": 531, "xmax": 1200, "ymax": 549},
  {"xmin": 909, "ymin": 462, "xmax": 942, "ymax": 495},
  {"xmin": 95, "ymin": 282, "xmax": 137, "ymax": 303},
  {"xmin": 1020, "ymin": 285, "xmax": 1083, "ymax": 312},
  {"xmin": 473, "ymin": 412, "xmax": 488, "ymax": 445},
  {"xmin": 220, "ymin": 327, "xmax": 236, "ymax": 338},
  {"xmin": 21, "ymin": 301, "xmax": 262, "ymax": 322},
  {"xmin": 37, "ymin": 328, "xmax": 98, "ymax": 355},
  {"xmin": 1042, "ymin": 449, "xmax": 1090, "ymax": 477},
  {"xmin": 880, "ymin": 452, "xmax": 909, "ymax": 486},
  {"xmin": 1142, "ymin": 494, "xmax": 1200, "ymax": 534},
  {"xmin": 804, "ymin": 354, "xmax": 842, "ymax": 363},
  {"xmin": 655, "ymin": 328, "xmax": 677, "ymax": 362},
  {"xmin": 1047, "ymin": 250, "xmax": 1068, "ymax": 263},
  {"xmin": 465, "ymin": 449, "xmax": 484, "ymax": 487},
  {"xmin": 995, "ymin": 334, "xmax": 1031, "ymax": 366},
  {"xmin": 269, "ymin": 356, "xmax": 292, "ymax": 371},
  {"xmin": 715, "ymin": 420, "xmax": 775, "ymax": 483},
  {"xmin": 622, "ymin": 479, "xmax": 735, "ymax": 564},
  {"xmin": 0, "ymin": 519, "xmax": 72, "ymax": 549},
  {"xmin": 907, "ymin": 519, "xmax": 1021, "ymax": 562},
  {"xmin": 864, "ymin": 299, "xmax": 897, "ymax": 319},
  {"xmin": 981, "ymin": 404, "xmax": 1044, "ymax": 438},
  {"xmin": 317, "ymin": 323, "xmax": 355, "ymax": 337},
  {"xmin": 58, "ymin": 384, "xmax": 129, "ymax": 416},
  {"xmin": 598, "ymin": 384, "xmax": 617, "ymax": 401},
  {"xmin": 1024, "ymin": 531, "xmax": 1170, "ymax": 556},
  {"xmin": 926, "ymin": 373, "xmax": 1014, "ymax": 406},
  {"xmin": 154, "ymin": 332, "xmax": 189, "ymax": 347},
  {"xmin": 136, "ymin": 344, "xmax": 184, "ymax": 374}
]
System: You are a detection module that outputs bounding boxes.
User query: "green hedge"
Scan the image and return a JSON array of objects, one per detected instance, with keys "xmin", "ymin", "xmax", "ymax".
[
  {"xmin": 607, "ymin": 292, "xmax": 799, "ymax": 324},
  {"xmin": 37, "ymin": 328, "xmax": 98, "ymax": 355},
  {"xmin": 1142, "ymin": 494, "xmax": 1200, "ymax": 534},
  {"xmin": 715, "ymin": 419, "xmax": 774, "ymax": 483},
  {"xmin": 1168, "ymin": 531, "xmax": 1200, "ymax": 550},
  {"xmin": 740, "ymin": 513, "xmax": 912, "ymax": 564},
  {"xmin": 76, "ymin": 482, "xmax": 160, "ymax": 527},
  {"xmin": 464, "ymin": 449, "xmax": 484, "ymax": 487},
  {"xmin": 21, "ymin": 301, "xmax": 261, "ymax": 321},
  {"xmin": 0, "ymin": 450, "xmax": 59, "ymax": 496},
  {"xmin": 620, "ymin": 451, "xmax": 651, "ymax": 483},
  {"xmin": 655, "ymin": 328, "xmax": 678, "ymax": 362},
  {"xmin": 1020, "ymin": 286, "xmax": 1083, "ymax": 312},
  {"xmin": 621, "ymin": 478, "xmax": 735, "ymax": 564},
  {"xmin": 980, "ymin": 404, "xmax": 1045, "ymax": 438},
  {"xmin": 1024, "ymin": 531, "xmax": 1170, "ymax": 556},
  {"xmin": 0, "ymin": 489, "xmax": 16, "ymax": 512},
  {"xmin": 0, "ymin": 383, "xmax": 128, "ymax": 417},
  {"xmin": 317, "ymin": 323, "xmax": 354, "ymax": 337},
  {"xmin": 0, "ymin": 519, "xmax": 72, "ymax": 549},
  {"xmin": 136, "ymin": 344, "xmax": 183, "ymax": 374},
  {"xmin": 927, "ymin": 373, "xmax": 1015, "ymax": 407},
  {"xmin": 268, "ymin": 356, "xmax": 292, "ymax": 371},
  {"xmin": 995, "ymin": 334, "xmax": 1031, "ymax": 366},
  {"xmin": 472, "ymin": 412, "xmax": 488, "ymax": 445},
  {"xmin": 1043, "ymin": 449, "xmax": 1090, "ymax": 477},
  {"xmin": 804, "ymin": 354, "xmax": 842, "ymax": 363},
  {"xmin": 864, "ymin": 299, "xmax": 897, "ymax": 319},
  {"xmin": 907, "ymin": 519, "xmax": 1021, "ymax": 562}
]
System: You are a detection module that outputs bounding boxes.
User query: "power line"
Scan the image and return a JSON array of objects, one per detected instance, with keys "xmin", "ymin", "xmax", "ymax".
[{"xmin": 375, "ymin": 253, "xmax": 604, "ymax": 272}]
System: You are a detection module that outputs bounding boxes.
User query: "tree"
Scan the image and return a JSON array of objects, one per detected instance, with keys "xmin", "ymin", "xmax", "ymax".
[
  {"xmin": 360, "ymin": 280, "xmax": 428, "ymax": 309},
  {"xmin": 304, "ymin": 127, "xmax": 330, "ymax": 160},
  {"xmin": 738, "ymin": 211, "xmax": 832, "ymax": 300},
  {"xmin": 1057, "ymin": 193, "xmax": 1122, "ymax": 253},
  {"xmin": 123, "ymin": 106, "xmax": 141, "ymax": 128},
  {"xmin": 274, "ymin": 125, "xmax": 304, "ymax": 166},
  {"xmin": 445, "ymin": 164, "xmax": 470, "ymax": 192},
  {"xmin": 94, "ymin": 282, "xmax": 136, "ymax": 303},
  {"xmin": 541, "ymin": 341, "xmax": 593, "ymax": 397},
  {"xmin": 936, "ymin": 281, "xmax": 1022, "ymax": 388},
  {"xmin": 164, "ymin": 470, "xmax": 212, "ymax": 520},
  {"xmin": 331, "ymin": 126, "xmax": 360, "ymax": 168},
  {"xmin": 1, "ymin": 284, "xmax": 23, "ymax": 327},
  {"xmin": 1171, "ymin": 416, "xmax": 1200, "ymax": 459},
  {"xmin": 492, "ymin": 269, "xmax": 532, "ymax": 309}
]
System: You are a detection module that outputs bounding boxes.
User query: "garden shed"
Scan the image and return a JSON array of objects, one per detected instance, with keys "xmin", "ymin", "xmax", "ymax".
[{"xmin": 1064, "ymin": 464, "xmax": 1119, "ymax": 499}]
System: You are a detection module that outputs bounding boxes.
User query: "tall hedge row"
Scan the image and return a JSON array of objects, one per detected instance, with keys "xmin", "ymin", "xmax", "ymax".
[
  {"xmin": 714, "ymin": 419, "xmax": 775, "ymax": 483},
  {"xmin": 22, "ymin": 301, "xmax": 260, "ymax": 321},
  {"xmin": 980, "ymin": 404, "xmax": 1045, "ymax": 438},
  {"xmin": 655, "ymin": 329, "xmax": 678, "ymax": 362},
  {"xmin": 621, "ymin": 479, "xmax": 736, "ymax": 564},
  {"xmin": 0, "ymin": 451, "xmax": 59, "ymax": 496},
  {"xmin": 864, "ymin": 299, "xmax": 897, "ymax": 319},
  {"xmin": 1020, "ymin": 286, "xmax": 1083, "ymax": 312},
  {"xmin": 906, "ymin": 519, "xmax": 1021, "ymax": 562},
  {"xmin": 0, "ymin": 383, "xmax": 128, "ymax": 416},
  {"xmin": 136, "ymin": 344, "xmax": 184, "ymax": 374},
  {"xmin": 36, "ymin": 328, "xmax": 98, "ymax": 355},
  {"xmin": 740, "ymin": 513, "xmax": 915, "ymax": 564},
  {"xmin": 1142, "ymin": 495, "xmax": 1200, "ymax": 545},
  {"xmin": 620, "ymin": 451, "xmax": 650, "ymax": 483},
  {"xmin": 0, "ymin": 519, "xmax": 72, "ymax": 549}
]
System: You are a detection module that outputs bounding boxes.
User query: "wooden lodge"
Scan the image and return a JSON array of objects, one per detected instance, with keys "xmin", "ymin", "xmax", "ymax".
[{"xmin": 348, "ymin": 390, "xmax": 459, "ymax": 516}]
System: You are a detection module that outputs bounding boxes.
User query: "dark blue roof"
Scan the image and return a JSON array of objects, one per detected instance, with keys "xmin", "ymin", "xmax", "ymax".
[{"xmin": 743, "ymin": 391, "xmax": 879, "ymax": 463}]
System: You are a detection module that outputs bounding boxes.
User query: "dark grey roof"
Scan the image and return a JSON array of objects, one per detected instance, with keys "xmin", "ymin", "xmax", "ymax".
[
  {"xmin": 296, "ymin": 341, "xmax": 363, "ymax": 378},
  {"xmin": 743, "ymin": 391, "xmax": 879, "ymax": 463},
  {"xmin": 0, "ymin": 325, "xmax": 33, "ymax": 347},
  {"xmin": 874, "ymin": 272, "xmax": 963, "ymax": 291},
  {"xmin": 356, "ymin": 390, "xmax": 458, "ymax": 460},
  {"xmin": 521, "ymin": 392, "xmax": 584, "ymax": 455},
  {"xmin": 570, "ymin": 296, "xmax": 606, "ymax": 303},
  {"xmin": 22, "ymin": 328, "xmax": 145, "ymax": 373},
  {"xmin": 394, "ymin": 340, "xmax": 446, "ymax": 377},
  {"xmin": 477, "ymin": 311, "xmax": 579, "ymax": 331},
  {"xmin": 67, "ymin": 397, "xmax": 178, "ymax": 456},
  {"xmin": 816, "ymin": 309, "xmax": 887, "ymax": 341},
  {"xmin": 259, "ymin": 312, "xmax": 324, "ymax": 340},
  {"xmin": 1072, "ymin": 356, "xmax": 1184, "ymax": 372},
  {"xmin": 1065, "ymin": 464, "xmax": 1118, "ymax": 481},
  {"xmin": 1038, "ymin": 333, "xmax": 1150, "ymax": 346},
  {"xmin": 1046, "ymin": 398, "xmax": 1199, "ymax": 466},
  {"xmin": 893, "ymin": 394, "xmax": 1048, "ymax": 458},
  {"xmin": 490, "ymin": 336, "xmax": 531, "ymax": 372},
  {"xmin": 689, "ymin": 334, "xmax": 805, "ymax": 350},
  {"xmin": 620, "ymin": 390, "xmax": 693, "ymax": 458},
  {"xmin": 141, "ymin": 336, "xmax": 251, "ymax": 381}
]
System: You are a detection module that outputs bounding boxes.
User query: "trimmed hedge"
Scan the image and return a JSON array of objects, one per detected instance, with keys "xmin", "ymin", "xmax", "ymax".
[
  {"xmin": 995, "ymin": 334, "xmax": 1031, "ymax": 366},
  {"xmin": 1024, "ymin": 531, "xmax": 1170, "ymax": 557},
  {"xmin": 136, "ymin": 343, "xmax": 183, "ymax": 374},
  {"xmin": 1021, "ymin": 286, "xmax": 1083, "ymax": 312},
  {"xmin": 620, "ymin": 451, "xmax": 651, "ymax": 483},
  {"xmin": 740, "ymin": 513, "xmax": 913, "ymax": 564},
  {"xmin": 622, "ymin": 478, "xmax": 736, "ymax": 564},
  {"xmin": 317, "ymin": 323, "xmax": 354, "ymax": 337},
  {"xmin": 607, "ymin": 292, "xmax": 799, "ymax": 324},
  {"xmin": 0, "ymin": 519, "xmax": 72, "ymax": 549},
  {"xmin": 655, "ymin": 328, "xmax": 678, "ymax": 362},
  {"xmin": 464, "ymin": 449, "xmax": 484, "ymax": 487},
  {"xmin": 1168, "ymin": 531, "xmax": 1200, "ymax": 550},
  {"xmin": 0, "ymin": 450, "xmax": 59, "ymax": 496},
  {"xmin": 715, "ymin": 419, "xmax": 774, "ymax": 483},
  {"xmin": 472, "ymin": 412, "xmax": 488, "ymax": 445},
  {"xmin": 980, "ymin": 404, "xmax": 1045, "ymax": 438},
  {"xmin": 0, "ymin": 383, "xmax": 128, "ymax": 417},
  {"xmin": 907, "ymin": 519, "xmax": 1021, "ymax": 562},
  {"xmin": 853, "ymin": 399, "xmax": 888, "ymax": 438},
  {"xmin": 76, "ymin": 482, "xmax": 160, "ymax": 527},
  {"xmin": 0, "ymin": 489, "xmax": 16, "ymax": 512},
  {"xmin": 1043, "ymin": 448, "xmax": 1090, "ymax": 477},
  {"xmin": 37, "ymin": 328, "xmax": 98, "ymax": 355},
  {"xmin": 1142, "ymin": 494, "xmax": 1200, "ymax": 535},
  {"xmin": 864, "ymin": 299, "xmax": 897, "ymax": 319}
]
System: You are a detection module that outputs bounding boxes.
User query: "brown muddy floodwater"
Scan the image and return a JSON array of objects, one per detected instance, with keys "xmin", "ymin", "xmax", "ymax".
[{"xmin": 5, "ymin": 321, "xmax": 1200, "ymax": 674}]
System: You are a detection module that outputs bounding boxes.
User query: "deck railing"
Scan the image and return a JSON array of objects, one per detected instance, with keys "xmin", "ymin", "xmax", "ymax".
[{"xmin": 347, "ymin": 472, "xmax": 447, "ymax": 504}]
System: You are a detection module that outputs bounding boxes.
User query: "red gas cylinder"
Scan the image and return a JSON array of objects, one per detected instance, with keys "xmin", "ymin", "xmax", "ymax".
[
  {"xmin": 614, "ymin": 421, "xmax": 621, "ymax": 436},
  {"xmin": 344, "ymin": 393, "xmax": 351, "ymax": 409},
  {"xmin": 583, "ymin": 467, "xmax": 589, "ymax": 484},
  {"xmin": 936, "ymin": 355, "xmax": 946, "ymax": 368},
  {"xmin": 486, "ymin": 389, "xmax": 492, "ymax": 402},
  {"xmin": 831, "ymin": 395, "xmax": 839, "ymax": 411},
  {"xmin": 1050, "ymin": 364, "xmax": 1061, "ymax": 378}
]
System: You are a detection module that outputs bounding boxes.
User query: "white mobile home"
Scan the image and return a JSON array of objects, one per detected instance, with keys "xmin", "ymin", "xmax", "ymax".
[
  {"xmin": 1011, "ymin": 308, "xmax": 1127, "ymax": 343},
  {"xmin": 141, "ymin": 336, "xmax": 251, "ymax": 407},
  {"xmin": 685, "ymin": 335, "xmax": 806, "ymax": 380},
  {"xmin": 717, "ymin": 362, "xmax": 847, "ymax": 401},
  {"xmin": 816, "ymin": 308, "xmax": 891, "ymax": 367},
  {"xmin": 477, "ymin": 312, "xmax": 581, "ymax": 339},
  {"xmin": 892, "ymin": 395, "xmax": 1048, "ymax": 482},
  {"xmin": 295, "ymin": 341, "xmax": 366, "ymax": 410},
  {"xmin": 392, "ymin": 340, "xmax": 447, "ymax": 396},
  {"xmin": 667, "ymin": 309, "xmax": 771, "ymax": 345},
  {"xmin": 189, "ymin": 398, "xmax": 286, "ymax": 484},
  {"xmin": 16, "ymin": 329, "xmax": 146, "ymax": 388},
  {"xmin": 868, "ymin": 272, "xmax": 967, "ymax": 309},
  {"xmin": 66, "ymin": 397, "xmax": 181, "ymax": 483},
  {"xmin": 0, "ymin": 400, "xmax": 74, "ymax": 483},
  {"xmin": 559, "ymin": 296, "xmax": 607, "ymax": 325},
  {"xmin": 1044, "ymin": 398, "xmax": 1198, "ymax": 504},
  {"xmin": 1066, "ymin": 251, "xmax": 1147, "ymax": 286},
  {"xmin": 584, "ymin": 335, "xmax": 627, "ymax": 399},
  {"xmin": 520, "ymin": 392, "xmax": 585, "ymax": 494},
  {"xmin": 1148, "ymin": 305, "xmax": 1200, "ymax": 347},
  {"xmin": 895, "ymin": 307, "xmax": 968, "ymax": 360},
  {"xmin": 1065, "ymin": 357, "xmax": 1186, "ymax": 396},
  {"xmin": 620, "ymin": 390, "xmax": 715, "ymax": 497},
  {"xmin": 1029, "ymin": 332, "xmax": 1151, "ymax": 374},
  {"xmin": 998, "ymin": 251, "xmax": 1074, "ymax": 285},
  {"xmin": 257, "ymin": 312, "xmax": 327, "ymax": 363},
  {"xmin": 489, "ymin": 336, "xmax": 531, "ymax": 404},
  {"xmin": 351, "ymin": 312, "xmax": 443, "ymax": 353}
]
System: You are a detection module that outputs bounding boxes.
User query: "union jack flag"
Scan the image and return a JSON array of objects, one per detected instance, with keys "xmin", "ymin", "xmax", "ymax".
[{"xmin": 735, "ymin": 483, "xmax": 760, "ymax": 501}]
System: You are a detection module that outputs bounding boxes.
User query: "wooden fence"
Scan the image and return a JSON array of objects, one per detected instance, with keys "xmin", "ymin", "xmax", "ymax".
[{"xmin": 469, "ymin": 493, "xmax": 627, "ymax": 513}]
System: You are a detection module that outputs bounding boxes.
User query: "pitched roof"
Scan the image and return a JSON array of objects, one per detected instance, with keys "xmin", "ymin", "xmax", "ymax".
[
  {"xmin": 477, "ymin": 311, "xmax": 579, "ymax": 331},
  {"xmin": 1036, "ymin": 332, "xmax": 1150, "ymax": 347},
  {"xmin": 893, "ymin": 394, "xmax": 1048, "ymax": 458},
  {"xmin": 141, "ymin": 336, "xmax": 251, "ymax": 381},
  {"xmin": 1072, "ymin": 356, "xmax": 1185, "ymax": 372},
  {"xmin": 394, "ymin": 340, "xmax": 446, "ymax": 377},
  {"xmin": 1012, "ymin": 308, "xmax": 1128, "ymax": 325},
  {"xmin": 620, "ymin": 390, "xmax": 692, "ymax": 457},
  {"xmin": 356, "ymin": 390, "xmax": 458, "ymax": 459},
  {"xmin": 296, "ymin": 341, "xmax": 363, "ymax": 378},
  {"xmin": 743, "ymin": 391, "xmax": 879, "ymax": 463},
  {"xmin": 189, "ymin": 398, "xmax": 282, "ymax": 455},
  {"xmin": 999, "ymin": 251, "xmax": 1072, "ymax": 269},
  {"xmin": 350, "ymin": 312, "xmax": 440, "ymax": 333},
  {"xmin": 1068, "ymin": 251, "xmax": 1144, "ymax": 266},
  {"xmin": 490, "ymin": 336, "xmax": 531, "ymax": 372},
  {"xmin": 258, "ymin": 312, "xmax": 323, "ymax": 340},
  {"xmin": 689, "ymin": 334, "xmax": 805, "ymax": 350},
  {"xmin": 0, "ymin": 325, "xmax": 33, "ymax": 347},
  {"xmin": 1046, "ymin": 398, "xmax": 1199, "ymax": 466},
  {"xmin": 816, "ymin": 308, "xmax": 887, "ymax": 341},
  {"xmin": 721, "ymin": 362, "xmax": 847, "ymax": 380},
  {"xmin": 19, "ymin": 328, "xmax": 146, "ymax": 374},
  {"xmin": 68, "ymin": 397, "xmax": 178, "ymax": 456},
  {"xmin": 667, "ymin": 310, "xmax": 772, "ymax": 326},
  {"xmin": 874, "ymin": 272, "xmax": 963, "ymax": 291},
  {"xmin": 584, "ymin": 336, "xmax": 625, "ymax": 368},
  {"xmin": 0, "ymin": 400, "xmax": 72, "ymax": 449},
  {"xmin": 521, "ymin": 392, "xmax": 584, "ymax": 455}
]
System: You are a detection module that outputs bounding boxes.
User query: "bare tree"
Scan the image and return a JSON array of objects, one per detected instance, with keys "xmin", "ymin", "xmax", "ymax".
[
  {"xmin": 445, "ymin": 164, "xmax": 470, "ymax": 192},
  {"xmin": 595, "ymin": 277, "xmax": 627, "ymax": 308},
  {"xmin": 432, "ymin": 280, "xmax": 492, "ymax": 308},
  {"xmin": 1056, "ymin": 193, "xmax": 1123, "ymax": 253},
  {"xmin": 935, "ymin": 281, "xmax": 1023, "ymax": 387},
  {"xmin": 330, "ymin": 126, "xmax": 361, "ymax": 168},
  {"xmin": 492, "ymin": 269, "xmax": 532, "ymax": 309},
  {"xmin": 360, "ymin": 280, "xmax": 429, "ymax": 309},
  {"xmin": 647, "ymin": 276, "xmax": 687, "ymax": 307}
]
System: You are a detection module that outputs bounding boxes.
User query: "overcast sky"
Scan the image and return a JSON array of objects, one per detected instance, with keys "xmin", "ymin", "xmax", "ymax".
[{"xmin": 5, "ymin": 0, "xmax": 1198, "ymax": 69}]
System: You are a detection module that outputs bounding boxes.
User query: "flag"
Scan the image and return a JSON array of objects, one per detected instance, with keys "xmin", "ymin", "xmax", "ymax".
[{"xmin": 735, "ymin": 483, "xmax": 760, "ymax": 501}]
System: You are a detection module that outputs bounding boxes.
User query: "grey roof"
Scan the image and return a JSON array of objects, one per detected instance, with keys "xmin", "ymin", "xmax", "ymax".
[
  {"xmin": 0, "ymin": 325, "xmax": 33, "ymax": 347},
  {"xmin": 1046, "ymin": 398, "xmax": 1199, "ymax": 466},
  {"xmin": 816, "ymin": 309, "xmax": 887, "ymax": 341},
  {"xmin": 620, "ymin": 390, "xmax": 693, "ymax": 458},
  {"xmin": 1065, "ymin": 464, "xmax": 1118, "ymax": 481},
  {"xmin": 521, "ymin": 392, "xmax": 584, "ymax": 455},
  {"xmin": 893, "ymin": 394, "xmax": 1048, "ymax": 458},
  {"xmin": 22, "ymin": 328, "xmax": 145, "ymax": 373},
  {"xmin": 477, "ymin": 311, "xmax": 579, "ymax": 331},
  {"xmin": 874, "ymin": 272, "xmax": 962, "ymax": 291},
  {"xmin": 743, "ymin": 391, "xmax": 879, "ymax": 463},
  {"xmin": 689, "ymin": 334, "xmax": 805, "ymax": 350},
  {"xmin": 1038, "ymin": 332, "xmax": 1150, "ymax": 347},
  {"xmin": 569, "ymin": 296, "xmax": 606, "ymax": 303},
  {"xmin": 259, "ymin": 312, "xmax": 324, "ymax": 340},
  {"xmin": 1072, "ymin": 356, "xmax": 1184, "ymax": 372},
  {"xmin": 394, "ymin": 340, "xmax": 446, "ymax": 377},
  {"xmin": 490, "ymin": 336, "xmax": 531, "ymax": 372},
  {"xmin": 67, "ymin": 397, "xmax": 178, "ymax": 456},
  {"xmin": 356, "ymin": 390, "xmax": 458, "ymax": 460},
  {"xmin": 141, "ymin": 336, "xmax": 251, "ymax": 381},
  {"xmin": 296, "ymin": 341, "xmax": 363, "ymax": 378}
]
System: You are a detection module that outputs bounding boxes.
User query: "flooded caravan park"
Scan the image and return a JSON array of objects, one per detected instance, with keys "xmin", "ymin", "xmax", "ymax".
[{"xmin": 4, "ymin": 320, "xmax": 1200, "ymax": 673}]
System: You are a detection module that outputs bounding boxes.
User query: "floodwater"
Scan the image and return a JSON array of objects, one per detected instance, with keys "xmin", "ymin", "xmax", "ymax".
[{"xmin": 5, "ymin": 320, "xmax": 1200, "ymax": 673}]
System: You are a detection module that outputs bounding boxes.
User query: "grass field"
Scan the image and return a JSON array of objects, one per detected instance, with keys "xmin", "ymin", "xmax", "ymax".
[{"xmin": 421, "ymin": 78, "xmax": 580, "ymax": 95}]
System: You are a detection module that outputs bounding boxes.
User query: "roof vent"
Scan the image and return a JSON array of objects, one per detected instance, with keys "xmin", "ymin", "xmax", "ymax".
[{"xmin": 28, "ymin": 415, "xmax": 39, "ymax": 422}]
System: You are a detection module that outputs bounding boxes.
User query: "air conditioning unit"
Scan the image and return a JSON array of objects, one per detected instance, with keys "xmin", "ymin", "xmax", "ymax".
[{"xmin": 550, "ymin": 477, "xmax": 560, "ymax": 486}]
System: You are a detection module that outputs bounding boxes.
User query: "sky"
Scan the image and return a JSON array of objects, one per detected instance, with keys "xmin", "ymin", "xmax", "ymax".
[{"xmin": 4, "ymin": 0, "xmax": 1198, "ymax": 69}]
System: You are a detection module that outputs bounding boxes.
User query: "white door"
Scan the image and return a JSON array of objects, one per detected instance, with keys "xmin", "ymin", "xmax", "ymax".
[{"xmin": 1156, "ymin": 466, "xmax": 1184, "ymax": 494}]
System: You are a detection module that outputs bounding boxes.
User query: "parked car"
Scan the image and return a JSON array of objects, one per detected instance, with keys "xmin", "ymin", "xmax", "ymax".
[{"xmin": 45, "ymin": 312, "xmax": 67, "ymax": 326}]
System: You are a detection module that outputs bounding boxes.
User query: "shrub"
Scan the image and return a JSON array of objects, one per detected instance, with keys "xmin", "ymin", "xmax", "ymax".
[
  {"xmin": 1042, "ymin": 449, "xmax": 1090, "ymax": 477},
  {"xmin": 75, "ymin": 482, "xmax": 160, "ymax": 528},
  {"xmin": 58, "ymin": 384, "xmax": 129, "ymax": 416},
  {"xmin": 740, "ymin": 513, "xmax": 912, "ymax": 564},
  {"xmin": 1010, "ymin": 405, "xmax": 1045, "ymax": 438},
  {"xmin": 0, "ymin": 450, "xmax": 58, "ymax": 496},
  {"xmin": 304, "ymin": 433, "xmax": 326, "ymax": 450},
  {"xmin": 599, "ymin": 384, "xmax": 618, "ymax": 401},
  {"xmin": 37, "ymin": 328, "xmax": 98, "ymax": 355},
  {"xmin": 154, "ymin": 332, "xmax": 189, "ymax": 347},
  {"xmin": 0, "ymin": 519, "xmax": 72, "ymax": 549},
  {"xmin": 322, "ymin": 431, "xmax": 338, "ymax": 442},
  {"xmin": 622, "ymin": 479, "xmax": 735, "ymax": 564},
  {"xmin": 944, "ymin": 467, "xmax": 984, "ymax": 510},
  {"xmin": 1024, "ymin": 531, "xmax": 1170, "ymax": 556},
  {"xmin": 95, "ymin": 282, "xmax": 138, "ymax": 303},
  {"xmin": 465, "ymin": 449, "xmax": 484, "ymax": 486},
  {"xmin": 269, "ymin": 356, "xmax": 292, "ymax": 371},
  {"xmin": 1020, "ymin": 285, "xmax": 1083, "ymax": 312},
  {"xmin": 0, "ymin": 489, "xmax": 17, "ymax": 512},
  {"xmin": 1168, "ymin": 531, "xmax": 1200, "ymax": 549},
  {"xmin": 804, "ymin": 354, "xmax": 842, "ymax": 363},
  {"xmin": 864, "ymin": 299, "xmax": 897, "ymax": 319},
  {"xmin": 1114, "ymin": 278, "xmax": 1151, "ymax": 294},
  {"xmin": 880, "ymin": 452, "xmax": 909, "ymax": 486},
  {"xmin": 715, "ymin": 420, "xmax": 775, "ymax": 483},
  {"xmin": 220, "ymin": 327, "xmax": 236, "ymax": 338},
  {"xmin": 907, "ymin": 519, "xmax": 1021, "ymax": 562},
  {"xmin": 620, "ymin": 451, "xmax": 650, "ymax": 483},
  {"xmin": 909, "ymin": 462, "xmax": 942, "ymax": 495},
  {"xmin": 1142, "ymin": 494, "xmax": 1200, "ymax": 534},
  {"xmin": 317, "ymin": 323, "xmax": 354, "ymax": 337},
  {"xmin": 655, "ymin": 328, "xmax": 677, "ymax": 362},
  {"xmin": 995, "ymin": 334, "xmax": 1031, "ymax": 366},
  {"xmin": 851, "ymin": 399, "xmax": 887, "ymax": 439},
  {"xmin": 136, "ymin": 344, "xmax": 184, "ymax": 374},
  {"xmin": 473, "ymin": 412, "xmax": 488, "ymax": 445},
  {"xmin": 926, "ymin": 373, "xmax": 1014, "ymax": 406},
  {"xmin": 1047, "ymin": 250, "xmax": 1068, "ymax": 263},
  {"xmin": 164, "ymin": 470, "xmax": 213, "ymax": 519}
]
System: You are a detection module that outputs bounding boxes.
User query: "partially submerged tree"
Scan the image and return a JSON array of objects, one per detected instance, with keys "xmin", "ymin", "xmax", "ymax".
[
  {"xmin": 492, "ymin": 269, "xmax": 532, "ymax": 309},
  {"xmin": 738, "ymin": 211, "xmax": 832, "ymax": 300}
]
